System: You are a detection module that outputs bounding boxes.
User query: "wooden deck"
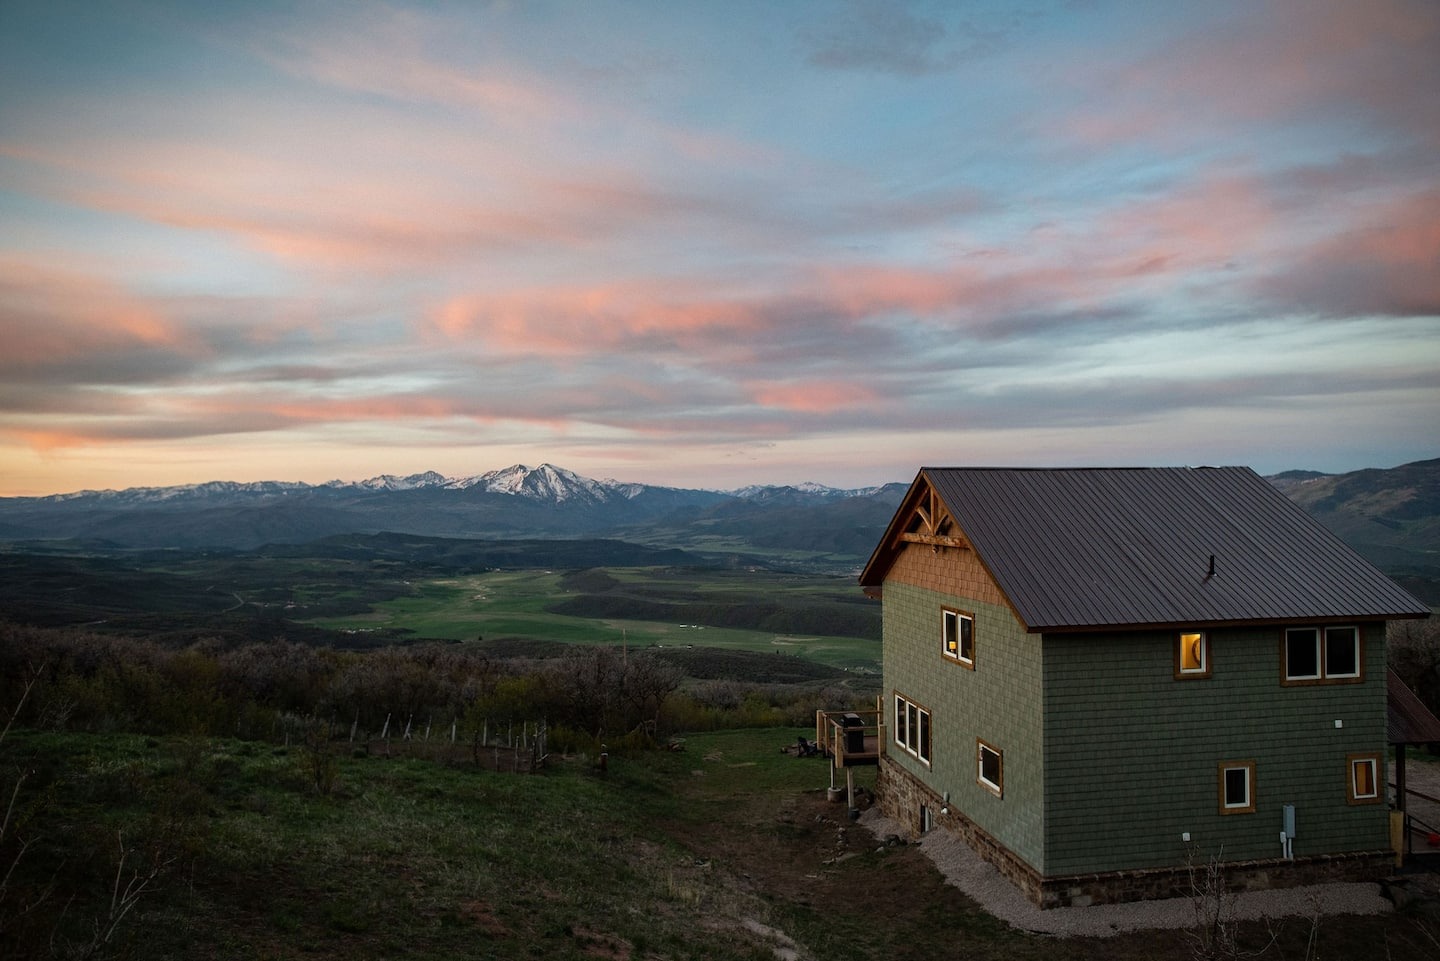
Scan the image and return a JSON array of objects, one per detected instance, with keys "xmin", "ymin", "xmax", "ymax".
[{"xmin": 815, "ymin": 708, "xmax": 884, "ymax": 768}]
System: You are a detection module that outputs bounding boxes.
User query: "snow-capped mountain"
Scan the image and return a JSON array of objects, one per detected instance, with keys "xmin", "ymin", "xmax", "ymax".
[
  {"xmin": 0, "ymin": 463, "xmax": 908, "ymax": 553},
  {"xmin": 348, "ymin": 471, "xmax": 450, "ymax": 492},
  {"xmin": 729, "ymin": 481, "xmax": 889, "ymax": 501},
  {"xmin": 449, "ymin": 463, "xmax": 635, "ymax": 503}
]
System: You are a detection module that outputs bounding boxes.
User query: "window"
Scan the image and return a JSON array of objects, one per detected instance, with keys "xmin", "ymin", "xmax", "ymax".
[
  {"xmin": 894, "ymin": 693, "xmax": 931, "ymax": 764},
  {"xmin": 1348, "ymin": 754, "xmax": 1381, "ymax": 805},
  {"xmin": 977, "ymin": 739, "xmax": 1003, "ymax": 797},
  {"xmin": 942, "ymin": 608, "xmax": 975, "ymax": 668},
  {"xmin": 1325, "ymin": 627, "xmax": 1360, "ymax": 678},
  {"xmin": 1283, "ymin": 627, "xmax": 1362, "ymax": 684},
  {"xmin": 1218, "ymin": 761, "xmax": 1256, "ymax": 814},
  {"xmin": 1175, "ymin": 631, "xmax": 1210, "ymax": 678}
]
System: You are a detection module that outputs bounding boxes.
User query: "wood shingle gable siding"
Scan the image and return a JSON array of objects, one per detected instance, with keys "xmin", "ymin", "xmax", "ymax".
[{"xmin": 860, "ymin": 466, "xmax": 1430, "ymax": 632}]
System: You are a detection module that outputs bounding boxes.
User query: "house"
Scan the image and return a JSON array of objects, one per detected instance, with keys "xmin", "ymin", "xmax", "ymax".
[{"xmin": 858, "ymin": 466, "xmax": 1431, "ymax": 907}]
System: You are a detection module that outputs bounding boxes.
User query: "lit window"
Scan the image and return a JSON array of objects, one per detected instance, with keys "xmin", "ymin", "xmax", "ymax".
[
  {"xmin": 1219, "ymin": 761, "xmax": 1255, "ymax": 814},
  {"xmin": 894, "ymin": 692, "xmax": 931, "ymax": 765},
  {"xmin": 1176, "ymin": 631, "xmax": 1210, "ymax": 678},
  {"xmin": 1283, "ymin": 627, "xmax": 1362, "ymax": 684},
  {"xmin": 977, "ymin": 740, "xmax": 1003, "ymax": 797},
  {"xmin": 1348, "ymin": 754, "xmax": 1381, "ymax": 804},
  {"xmin": 942, "ymin": 608, "xmax": 975, "ymax": 668}
]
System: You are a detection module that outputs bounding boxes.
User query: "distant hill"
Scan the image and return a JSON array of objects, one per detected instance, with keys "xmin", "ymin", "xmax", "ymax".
[
  {"xmin": 1266, "ymin": 457, "xmax": 1440, "ymax": 602},
  {"xmin": 0, "ymin": 460, "xmax": 1435, "ymax": 593}
]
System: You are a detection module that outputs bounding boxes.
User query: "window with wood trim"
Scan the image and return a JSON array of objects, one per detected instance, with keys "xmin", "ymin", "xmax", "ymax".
[
  {"xmin": 977, "ymin": 739, "xmax": 1003, "ymax": 797},
  {"xmin": 1347, "ymin": 754, "xmax": 1381, "ymax": 805},
  {"xmin": 1219, "ymin": 760, "xmax": 1255, "ymax": 814},
  {"xmin": 942, "ymin": 608, "xmax": 975, "ymax": 668},
  {"xmin": 1283, "ymin": 627, "xmax": 1362, "ymax": 684},
  {"xmin": 1175, "ymin": 631, "xmax": 1210, "ymax": 679},
  {"xmin": 893, "ymin": 692, "xmax": 931, "ymax": 765}
]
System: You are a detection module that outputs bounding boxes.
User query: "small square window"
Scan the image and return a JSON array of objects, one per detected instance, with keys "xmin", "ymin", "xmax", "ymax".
[
  {"xmin": 977, "ymin": 739, "xmax": 1003, "ymax": 797},
  {"xmin": 1176, "ymin": 631, "xmax": 1210, "ymax": 678},
  {"xmin": 1348, "ymin": 754, "xmax": 1381, "ymax": 804},
  {"xmin": 942, "ymin": 608, "xmax": 975, "ymax": 668},
  {"xmin": 1219, "ymin": 760, "xmax": 1256, "ymax": 814}
]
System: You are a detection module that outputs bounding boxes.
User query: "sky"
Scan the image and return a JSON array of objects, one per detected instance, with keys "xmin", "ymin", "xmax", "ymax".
[{"xmin": 1, "ymin": 0, "xmax": 1437, "ymax": 496}]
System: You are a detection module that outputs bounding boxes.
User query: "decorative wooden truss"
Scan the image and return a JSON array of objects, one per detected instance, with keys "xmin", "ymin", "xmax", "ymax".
[{"xmin": 898, "ymin": 480, "xmax": 969, "ymax": 549}]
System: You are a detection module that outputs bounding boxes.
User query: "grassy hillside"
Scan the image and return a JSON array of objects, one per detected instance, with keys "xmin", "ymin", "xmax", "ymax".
[
  {"xmin": 4, "ymin": 727, "xmax": 1431, "ymax": 961},
  {"xmin": 1271, "ymin": 458, "xmax": 1440, "ymax": 602}
]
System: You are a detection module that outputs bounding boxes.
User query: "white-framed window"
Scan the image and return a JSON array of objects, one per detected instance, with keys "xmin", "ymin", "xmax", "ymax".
[
  {"xmin": 1219, "ymin": 760, "xmax": 1256, "ymax": 814},
  {"xmin": 977, "ymin": 739, "xmax": 1003, "ymax": 797},
  {"xmin": 1283, "ymin": 627, "xmax": 1362, "ymax": 684},
  {"xmin": 1176, "ymin": 630, "xmax": 1210, "ymax": 678},
  {"xmin": 893, "ymin": 692, "xmax": 931, "ymax": 765},
  {"xmin": 942, "ymin": 608, "xmax": 975, "ymax": 668},
  {"xmin": 1348, "ymin": 754, "xmax": 1381, "ymax": 805},
  {"xmin": 1324, "ymin": 627, "xmax": 1361, "ymax": 678}
]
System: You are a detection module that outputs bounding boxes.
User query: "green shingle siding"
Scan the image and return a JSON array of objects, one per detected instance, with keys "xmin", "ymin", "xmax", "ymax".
[
  {"xmin": 882, "ymin": 580, "xmax": 1046, "ymax": 869},
  {"xmin": 1041, "ymin": 623, "xmax": 1389, "ymax": 875},
  {"xmin": 881, "ymin": 538, "xmax": 1392, "ymax": 879}
]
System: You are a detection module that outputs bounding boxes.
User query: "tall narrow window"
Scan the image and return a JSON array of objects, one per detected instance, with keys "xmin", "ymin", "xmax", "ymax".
[
  {"xmin": 893, "ymin": 693, "xmax": 931, "ymax": 765},
  {"xmin": 1176, "ymin": 631, "xmax": 1210, "ymax": 678},
  {"xmin": 1219, "ymin": 761, "xmax": 1256, "ymax": 814},
  {"xmin": 1284, "ymin": 629, "xmax": 1321, "ymax": 681},
  {"xmin": 1325, "ymin": 627, "xmax": 1360, "ymax": 679},
  {"xmin": 894, "ymin": 694, "xmax": 908, "ymax": 750},
  {"xmin": 1348, "ymin": 754, "xmax": 1381, "ymax": 804},
  {"xmin": 942, "ymin": 608, "xmax": 975, "ymax": 668},
  {"xmin": 977, "ymin": 739, "xmax": 1003, "ymax": 797}
]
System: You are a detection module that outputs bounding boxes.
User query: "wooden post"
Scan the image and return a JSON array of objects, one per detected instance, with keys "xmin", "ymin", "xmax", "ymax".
[
  {"xmin": 1397, "ymin": 743, "xmax": 1409, "ymax": 857},
  {"xmin": 846, "ymin": 767, "xmax": 856, "ymax": 819}
]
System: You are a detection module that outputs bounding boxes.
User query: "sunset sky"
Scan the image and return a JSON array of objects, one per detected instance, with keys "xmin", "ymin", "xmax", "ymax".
[{"xmin": 2, "ymin": 0, "xmax": 1437, "ymax": 496}]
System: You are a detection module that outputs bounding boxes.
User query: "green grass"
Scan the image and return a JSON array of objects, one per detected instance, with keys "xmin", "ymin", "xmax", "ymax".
[
  {"xmin": 307, "ymin": 568, "xmax": 883, "ymax": 672},
  {"xmin": 5, "ymin": 728, "xmax": 1434, "ymax": 961},
  {"xmin": 2, "ymin": 729, "xmax": 777, "ymax": 960}
]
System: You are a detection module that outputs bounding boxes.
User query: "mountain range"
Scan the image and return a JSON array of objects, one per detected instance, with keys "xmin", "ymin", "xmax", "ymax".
[
  {"xmin": 0, "ymin": 463, "xmax": 903, "ymax": 563},
  {"xmin": 1, "ymin": 460, "xmax": 1436, "ymax": 598}
]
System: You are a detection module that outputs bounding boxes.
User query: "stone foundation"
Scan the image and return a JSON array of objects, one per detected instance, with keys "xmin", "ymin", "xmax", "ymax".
[{"xmin": 877, "ymin": 756, "xmax": 1392, "ymax": 909}]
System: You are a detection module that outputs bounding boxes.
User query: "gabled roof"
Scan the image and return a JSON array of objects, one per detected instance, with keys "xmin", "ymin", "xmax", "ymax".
[{"xmin": 859, "ymin": 466, "xmax": 1431, "ymax": 633}]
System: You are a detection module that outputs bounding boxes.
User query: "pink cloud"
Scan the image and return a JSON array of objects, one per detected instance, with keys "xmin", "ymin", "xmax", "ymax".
[
  {"xmin": 1061, "ymin": 0, "xmax": 1440, "ymax": 148},
  {"xmin": 1257, "ymin": 188, "xmax": 1440, "ymax": 316},
  {"xmin": 428, "ymin": 282, "xmax": 776, "ymax": 357},
  {"xmin": 747, "ymin": 380, "xmax": 879, "ymax": 413},
  {"xmin": 0, "ymin": 261, "xmax": 200, "ymax": 370}
]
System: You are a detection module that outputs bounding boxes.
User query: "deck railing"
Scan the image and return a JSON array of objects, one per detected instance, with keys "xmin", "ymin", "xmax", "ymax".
[{"xmin": 815, "ymin": 708, "xmax": 884, "ymax": 767}]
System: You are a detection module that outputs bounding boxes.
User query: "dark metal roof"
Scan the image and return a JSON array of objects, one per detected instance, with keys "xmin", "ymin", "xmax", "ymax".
[
  {"xmin": 863, "ymin": 466, "xmax": 1430, "ymax": 632},
  {"xmin": 1388, "ymin": 669, "xmax": 1440, "ymax": 745}
]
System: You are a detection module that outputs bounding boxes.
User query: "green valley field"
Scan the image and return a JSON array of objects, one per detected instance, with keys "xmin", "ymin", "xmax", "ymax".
[{"xmin": 305, "ymin": 567, "xmax": 882, "ymax": 674}]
